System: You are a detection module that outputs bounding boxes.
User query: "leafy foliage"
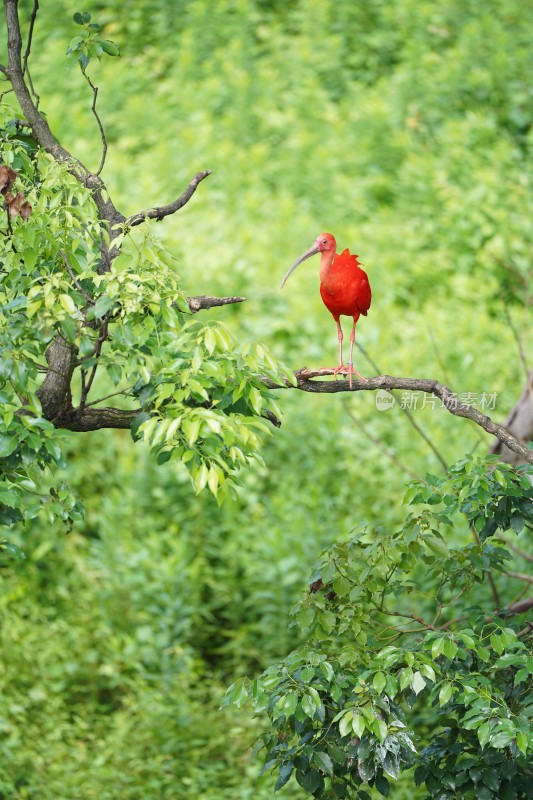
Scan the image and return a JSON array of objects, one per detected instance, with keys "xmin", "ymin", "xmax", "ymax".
[
  {"xmin": 66, "ymin": 11, "xmax": 120, "ymax": 71},
  {"xmin": 0, "ymin": 103, "xmax": 292, "ymax": 527},
  {"xmin": 226, "ymin": 457, "xmax": 533, "ymax": 798}
]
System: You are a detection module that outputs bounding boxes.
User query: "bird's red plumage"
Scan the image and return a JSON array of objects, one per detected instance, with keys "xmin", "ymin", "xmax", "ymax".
[{"xmin": 319, "ymin": 248, "xmax": 371, "ymax": 322}]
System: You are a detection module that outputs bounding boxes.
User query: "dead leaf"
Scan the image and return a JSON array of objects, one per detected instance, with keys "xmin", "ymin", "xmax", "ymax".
[{"xmin": 0, "ymin": 165, "xmax": 18, "ymax": 194}]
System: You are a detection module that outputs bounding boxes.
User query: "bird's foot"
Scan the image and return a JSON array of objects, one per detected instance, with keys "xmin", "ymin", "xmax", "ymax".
[{"xmin": 333, "ymin": 362, "xmax": 367, "ymax": 389}]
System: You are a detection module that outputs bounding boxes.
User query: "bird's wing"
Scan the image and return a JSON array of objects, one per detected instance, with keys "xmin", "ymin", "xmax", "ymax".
[
  {"xmin": 357, "ymin": 274, "xmax": 372, "ymax": 316},
  {"xmin": 338, "ymin": 250, "xmax": 372, "ymax": 316}
]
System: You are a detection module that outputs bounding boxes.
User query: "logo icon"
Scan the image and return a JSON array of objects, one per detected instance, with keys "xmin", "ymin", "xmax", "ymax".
[{"xmin": 376, "ymin": 390, "xmax": 395, "ymax": 411}]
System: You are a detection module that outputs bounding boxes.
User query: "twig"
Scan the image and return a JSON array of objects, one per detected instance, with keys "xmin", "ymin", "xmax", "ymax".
[
  {"xmin": 82, "ymin": 389, "xmax": 131, "ymax": 408},
  {"xmin": 499, "ymin": 537, "xmax": 533, "ymax": 562},
  {"xmin": 500, "ymin": 294, "xmax": 530, "ymax": 379},
  {"xmin": 126, "ymin": 171, "xmax": 212, "ymax": 228},
  {"xmin": 81, "ymin": 68, "xmax": 107, "ymax": 176},
  {"xmin": 22, "ymin": 0, "xmax": 39, "ymax": 108},
  {"xmin": 378, "ymin": 608, "xmax": 437, "ymax": 631},
  {"xmin": 79, "ymin": 316, "xmax": 109, "ymax": 407},
  {"xmin": 60, "ymin": 252, "xmax": 93, "ymax": 304},
  {"xmin": 356, "ymin": 342, "xmax": 448, "ymax": 470},
  {"xmin": 505, "ymin": 571, "xmax": 533, "ymax": 584},
  {"xmin": 470, "ymin": 523, "xmax": 502, "ymax": 608}
]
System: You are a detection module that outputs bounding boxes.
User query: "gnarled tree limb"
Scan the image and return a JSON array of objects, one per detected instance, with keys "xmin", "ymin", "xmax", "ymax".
[
  {"xmin": 187, "ymin": 294, "xmax": 246, "ymax": 313},
  {"xmin": 51, "ymin": 405, "xmax": 141, "ymax": 432},
  {"xmin": 265, "ymin": 369, "xmax": 533, "ymax": 467},
  {"xmin": 4, "ymin": 1, "xmax": 218, "ymax": 426},
  {"xmin": 126, "ymin": 170, "xmax": 212, "ymax": 227}
]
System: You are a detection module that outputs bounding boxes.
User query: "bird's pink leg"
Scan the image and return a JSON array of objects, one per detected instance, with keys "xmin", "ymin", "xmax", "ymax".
[
  {"xmin": 346, "ymin": 322, "xmax": 367, "ymax": 388},
  {"xmin": 329, "ymin": 319, "xmax": 347, "ymax": 381},
  {"xmin": 336, "ymin": 320, "xmax": 343, "ymax": 370}
]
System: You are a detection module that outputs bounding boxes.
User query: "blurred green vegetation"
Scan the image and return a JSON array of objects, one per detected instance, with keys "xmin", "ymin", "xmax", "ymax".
[{"xmin": 1, "ymin": 0, "xmax": 532, "ymax": 797}]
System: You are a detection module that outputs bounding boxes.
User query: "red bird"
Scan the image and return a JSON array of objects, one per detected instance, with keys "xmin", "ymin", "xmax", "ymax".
[{"xmin": 281, "ymin": 232, "xmax": 371, "ymax": 388}]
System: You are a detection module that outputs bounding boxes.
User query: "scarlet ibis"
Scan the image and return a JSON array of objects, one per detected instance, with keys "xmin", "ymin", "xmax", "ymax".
[{"xmin": 281, "ymin": 233, "xmax": 371, "ymax": 388}]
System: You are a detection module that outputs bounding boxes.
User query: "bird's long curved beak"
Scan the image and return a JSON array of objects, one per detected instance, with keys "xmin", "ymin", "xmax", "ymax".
[{"xmin": 280, "ymin": 244, "xmax": 319, "ymax": 288}]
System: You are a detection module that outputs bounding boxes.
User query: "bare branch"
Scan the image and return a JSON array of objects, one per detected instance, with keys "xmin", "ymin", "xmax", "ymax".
[
  {"xmin": 61, "ymin": 252, "xmax": 93, "ymax": 303},
  {"xmin": 22, "ymin": 0, "xmax": 38, "ymax": 76},
  {"xmin": 126, "ymin": 171, "xmax": 212, "ymax": 228},
  {"xmin": 500, "ymin": 294, "xmax": 530, "ymax": 379},
  {"xmin": 79, "ymin": 317, "xmax": 109, "ymax": 407},
  {"xmin": 265, "ymin": 370, "xmax": 533, "ymax": 466},
  {"xmin": 0, "ymin": 63, "xmax": 8, "ymax": 76},
  {"xmin": 81, "ymin": 68, "xmax": 107, "ymax": 176},
  {"xmin": 356, "ymin": 342, "xmax": 448, "ymax": 469},
  {"xmin": 506, "ymin": 571, "xmax": 533, "ymax": 584},
  {"xmin": 490, "ymin": 370, "xmax": 533, "ymax": 464},
  {"xmin": 186, "ymin": 294, "xmax": 246, "ymax": 313},
  {"xmin": 22, "ymin": 0, "xmax": 39, "ymax": 107},
  {"xmin": 499, "ymin": 537, "xmax": 533, "ymax": 562},
  {"xmin": 507, "ymin": 597, "xmax": 533, "ymax": 615}
]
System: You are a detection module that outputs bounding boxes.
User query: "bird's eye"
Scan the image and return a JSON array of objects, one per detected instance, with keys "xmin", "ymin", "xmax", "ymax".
[{"xmin": 322, "ymin": 239, "xmax": 327, "ymax": 245}]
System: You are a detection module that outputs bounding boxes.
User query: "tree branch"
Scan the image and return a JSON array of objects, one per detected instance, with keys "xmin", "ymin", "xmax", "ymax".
[
  {"xmin": 186, "ymin": 294, "xmax": 246, "ymax": 313},
  {"xmin": 36, "ymin": 336, "xmax": 75, "ymax": 418},
  {"xmin": 51, "ymin": 405, "xmax": 141, "ymax": 432},
  {"xmin": 3, "ymin": 0, "xmax": 124, "ymax": 228},
  {"xmin": 21, "ymin": 0, "xmax": 39, "ymax": 107},
  {"xmin": 126, "ymin": 170, "xmax": 212, "ymax": 228},
  {"xmin": 506, "ymin": 571, "xmax": 533, "ymax": 584},
  {"xmin": 265, "ymin": 370, "xmax": 533, "ymax": 466},
  {"xmin": 81, "ymin": 67, "xmax": 107, "ymax": 176},
  {"xmin": 61, "ymin": 252, "xmax": 93, "ymax": 303}
]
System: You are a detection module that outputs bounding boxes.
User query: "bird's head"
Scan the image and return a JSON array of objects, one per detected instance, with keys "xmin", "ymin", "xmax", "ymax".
[{"xmin": 281, "ymin": 232, "xmax": 336, "ymax": 288}]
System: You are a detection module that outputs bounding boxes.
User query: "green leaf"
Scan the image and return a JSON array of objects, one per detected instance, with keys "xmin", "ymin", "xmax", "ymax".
[
  {"xmin": 399, "ymin": 667, "xmax": 413, "ymax": 690},
  {"xmin": 59, "ymin": 293, "xmax": 77, "ymax": 314},
  {"xmin": 431, "ymin": 638, "xmax": 445, "ymax": 659},
  {"xmin": 477, "ymin": 721, "xmax": 491, "ymax": 748},
  {"xmin": 339, "ymin": 711, "xmax": 353, "ymax": 738},
  {"xmin": 106, "ymin": 362, "xmax": 122, "ymax": 386},
  {"xmin": 439, "ymin": 683, "xmax": 453, "ymax": 706},
  {"xmin": 274, "ymin": 762, "xmax": 293, "ymax": 792},
  {"xmin": 443, "ymin": 639, "xmax": 458, "ymax": 659},
  {"xmin": 373, "ymin": 671, "xmax": 387, "ymax": 693},
  {"xmin": 375, "ymin": 773, "xmax": 390, "ymax": 797},
  {"xmin": 420, "ymin": 664, "xmax": 436, "ymax": 682},
  {"xmin": 204, "ymin": 328, "xmax": 217, "ymax": 354},
  {"xmin": 130, "ymin": 412, "xmax": 151, "ymax": 442},
  {"xmin": 0, "ymin": 542, "xmax": 26, "ymax": 561},
  {"xmin": 0, "ymin": 435, "xmax": 18, "ymax": 457},
  {"xmin": 89, "ymin": 294, "xmax": 114, "ymax": 319},
  {"xmin": 411, "ymin": 671, "xmax": 426, "ymax": 695},
  {"xmin": 351, "ymin": 713, "xmax": 365, "ymax": 738},
  {"xmin": 313, "ymin": 751, "xmax": 334, "ymax": 776},
  {"xmin": 516, "ymin": 732, "xmax": 528, "ymax": 754},
  {"xmin": 383, "ymin": 751, "xmax": 400, "ymax": 780},
  {"xmin": 299, "ymin": 769, "xmax": 320, "ymax": 794},
  {"xmin": 100, "ymin": 40, "xmax": 120, "ymax": 57}
]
